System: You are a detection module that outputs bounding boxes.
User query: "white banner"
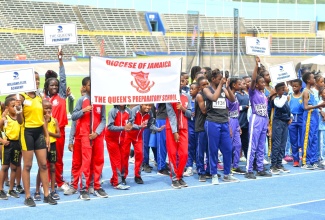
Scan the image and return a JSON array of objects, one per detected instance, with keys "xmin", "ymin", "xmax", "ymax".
[
  {"xmin": 91, "ymin": 57, "xmax": 182, "ymax": 105},
  {"xmin": 0, "ymin": 68, "xmax": 36, "ymax": 95},
  {"xmin": 43, "ymin": 23, "xmax": 78, "ymax": 46},
  {"xmin": 269, "ymin": 62, "xmax": 297, "ymax": 84},
  {"xmin": 245, "ymin": 36, "xmax": 270, "ymax": 56}
]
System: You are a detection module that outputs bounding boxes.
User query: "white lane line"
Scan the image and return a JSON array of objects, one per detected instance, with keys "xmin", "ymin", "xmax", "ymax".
[
  {"xmin": 194, "ymin": 198, "xmax": 325, "ymax": 220},
  {"xmin": 0, "ymin": 170, "xmax": 324, "ymax": 211}
]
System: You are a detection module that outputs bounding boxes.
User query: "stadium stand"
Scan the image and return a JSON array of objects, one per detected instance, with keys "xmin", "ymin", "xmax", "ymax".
[
  {"xmin": 77, "ymin": 6, "xmax": 143, "ymax": 31},
  {"xmin": 0, "ymin": 0, "xmax": 323, "ymax": 60}
]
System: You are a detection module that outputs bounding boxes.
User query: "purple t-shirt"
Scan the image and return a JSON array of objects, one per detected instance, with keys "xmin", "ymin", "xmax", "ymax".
[
  {"xmin": 227, "ymin": 97, "xmax": 239, "ymax": 118},
  {"xmin": 249, "ymin": 88, "xmax": 268, "ymax": 117}
]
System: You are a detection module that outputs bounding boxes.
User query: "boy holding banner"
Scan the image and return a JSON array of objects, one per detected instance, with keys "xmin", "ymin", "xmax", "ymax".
[
  {"xmin": 71, "ymin": 77, "xmax": 107, "ymax": 199},
  {"xmin": 121, "ymin": 104, "xmax": 164, "ymax": 184},
  {"xmin": 166, "ymin": 75, "xmax": 192, "ymax": 189}
]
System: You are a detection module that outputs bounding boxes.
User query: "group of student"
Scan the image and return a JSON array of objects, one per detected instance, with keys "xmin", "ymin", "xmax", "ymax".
[{"xmin": 0, "ymin": 53, "xmax": 325, "ymax": 207}]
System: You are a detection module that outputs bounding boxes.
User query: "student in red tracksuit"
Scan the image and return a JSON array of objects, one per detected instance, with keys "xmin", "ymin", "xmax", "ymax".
[
  {"xmin": 43, "ymin": 51, "xmax": 69, "ymax": 191},
  {"xmin": 64, "ymin": 87, "xmax": 84, "ymax": 195},
  {"xmin": 71, "ymin": 77, "xmax": 107, "ymax": 200},
  {"xmin": 166, "ymin": 75, "xmax": 192, "ymax": 189},
  {"xmin": 105, "ymin": 105, "xmax": 133, "ymax": 190},
  {"xmin": 121, "ymin": 104, "xmax": 164, "ymax": 185}
]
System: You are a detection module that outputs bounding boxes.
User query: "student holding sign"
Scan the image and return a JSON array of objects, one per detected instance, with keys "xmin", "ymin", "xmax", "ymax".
[
  {"xmin": 17, "ymin": 72, "xmax": 57, "ymax": 207},
  {"xmin": 43, "ymin": 50, "xmax": 69, "ymax": 192},
  {"xmin": 245, "ymin": 57, "xmax": 272, "ymax": 179}
]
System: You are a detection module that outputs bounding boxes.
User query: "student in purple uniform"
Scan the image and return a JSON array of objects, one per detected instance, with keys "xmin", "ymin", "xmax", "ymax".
[
  {"xmin": 228, "ymin": 78, "xmax": 245, "ymax": 174},
  {"xmin": 245, "ymin": 57, "xmax": 272, "ymax": 179}
]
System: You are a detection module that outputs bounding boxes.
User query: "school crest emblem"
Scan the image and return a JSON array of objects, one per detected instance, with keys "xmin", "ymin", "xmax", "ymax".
[{"xmin": 130, "ymin": 71, "xmax": 155, "ymax": 93}]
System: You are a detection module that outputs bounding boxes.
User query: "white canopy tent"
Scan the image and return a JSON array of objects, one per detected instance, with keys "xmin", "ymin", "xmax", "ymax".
[
  {"xmin": 301, "ymin": 55, "xmax": 325, "ymax": 74},
  {"xmin": 301, "ymin": 55, "xmax": 325, "ymax": 65}
]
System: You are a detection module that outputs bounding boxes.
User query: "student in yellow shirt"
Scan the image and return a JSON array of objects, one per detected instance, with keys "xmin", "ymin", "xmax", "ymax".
[
  {"xmin": 0, "ymin": 96, "xmax": 22, "ymax": 199},
  {"xmin": 17, "ymin": 71, "xmax": 57, "ymax": 207},
  {"xmin": 34, "ymin": 100, "xmax": 61, "ymax": 201}
]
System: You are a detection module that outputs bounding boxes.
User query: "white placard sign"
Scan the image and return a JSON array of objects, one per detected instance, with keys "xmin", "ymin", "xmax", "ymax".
[
  {"xmin": 0, "ymin": 68, "xmax": 36, "ymax": 95},
  {"xmin": 245, "ymin": 36, "xmax": 270, "ymax": 56},
  {"xmin": 91, "ymin": 57, "xmax": 182, "ymax": 105},
  {"xmin": 269, "ymin": 62, "xmax": 297, "ymax": 84},
  {"xmin": 43, "ymin": 23, "xmax": 78, "ymax": 46}
]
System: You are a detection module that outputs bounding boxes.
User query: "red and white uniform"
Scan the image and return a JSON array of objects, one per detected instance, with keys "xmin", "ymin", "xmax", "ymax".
[
  {"xmin": 121, "ymin": 105, "xmax": 155, "ymax": 178},
  {"xmin": 105, "ymin": 106, "xmax": 131, "ymax": 186},
  {"xmin": 166, "ymin": 93, "xmax": 191, "ymax": 181},
  {"xmin": 45, "ymin": 65, "xmax": 68, "ymax": 187},
  {"xmin": 71, "ymin": 94, "xmax": 106, "ymax": 191}
]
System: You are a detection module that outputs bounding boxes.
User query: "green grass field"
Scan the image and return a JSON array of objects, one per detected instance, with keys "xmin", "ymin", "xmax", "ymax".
[{"xmin": 0, "ymin": 76, "xmax": 84, "ymax": 103}]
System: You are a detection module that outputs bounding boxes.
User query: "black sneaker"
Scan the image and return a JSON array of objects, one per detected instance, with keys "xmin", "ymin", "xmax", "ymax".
[
  {"xmin": 79, "ymin": 190, "xmax": 90, "ymax": 200},
  {"xmin": 158, "ymin": 169, "xmax": 170, "ymax": 176},
  {"xmin": 16, "ymin": 185, "xmax": 25, "ymax": 194},
  {"xmin": 142, "ymin": 164, "xmax": 152, "ymax": 173},
  {"xmin": 43, "ymin": 195, "xmax": 58, "ymax": 205},
  {"xmin": 256, "ymin": 170, "xmax": 272, "ymax": 177},
  {"xmin": 24, "ymin": 197, "xmax": 36, "ymax": 207},
  {"xmin": 134, "ymin": 176, "xmax": 144, "ymax": 184},
  {"xmin": 165, "ymin": 163, "xmax": 170, "ymax": 171},
  {"xmin": 7, "ymin": 190, "xmax": 20, "ymax": 198},
  {"xmin": 276, "ymin": 165, "xmax": 290, "ymax": 173},
  {"xmin": 270, "ymin": 166, "xmax": 280, "ymax": 175},
  {"xmin": 0, "ymin": 190, "xmax": 8, "ymax": 200},
  {"xmin": 244, "ymin": 172, "xmax": 256, "ymax": 179},
  {"xmin": 171, "ymin": 180, "xmax": 181, "ymax": 189},
  {"xmin": 178, "ymin": 179, "xmax": 188, "ymax": 187},
  {"xmin": 232, "ymin": 167, "xmax": 246, "ymax": 175},
  {"xmin": 199, "ymin": 175, "xmax": 206, "ymax": 182},
  {"xmin": 33, "ymin": 192, "xmax": 41, "ymax": 201},
  {"xmin": 121, "ymin": 177, "xmax": 127, "ymax": 185},
  {"xmin": 50, "ymin": 190, "xmax": 60, "ymax": 200},
  {"xmin": 94, "ymin": 188, "xmax": 108, "ymax": 198}
]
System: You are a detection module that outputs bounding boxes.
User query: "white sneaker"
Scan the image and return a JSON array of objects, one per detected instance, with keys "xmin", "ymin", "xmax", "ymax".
[
  {"xmin": 240, "ymin": 156, "xmax": 247, "ymax": 162},
  {"xmin": 263, "ymin": 159, "xmax": 269, "ymax": 165},
  {"xmin": 129, "ymin": 157, "xmax": 135, "ymax": 164},
  {"xmin": 58, "ymin": 182, "xmax": 70, "ymax": 191},
  {"xmin": 183, "ymin": 167, "xmax": 193, "ymax": 177},
  {"xmin": 212, "ymin": 174, "xmax": 219, "ymax": 185},
  {"xmin": 321, "ymin": 160, "xmax": 325, "ymax": 166},
  {"xmin": 282, "ymin": 159, "xmax": 288, "ymax": 164},
  {"xmin": 223, "ymin": 175, "xmax": 240, "ymax": 183}
]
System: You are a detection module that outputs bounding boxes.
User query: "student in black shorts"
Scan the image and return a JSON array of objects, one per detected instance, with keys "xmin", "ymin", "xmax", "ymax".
[
  {"xmin": 17, "ymin": 72, "xmax": 57, "ymax": 207},
  {"xmin": 0, "ymin": 96, "xmax": 22, "ymax": 199},
  {"xmin": 34, "ymin": 100, "xmax": 61, "ymax": 201}
]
